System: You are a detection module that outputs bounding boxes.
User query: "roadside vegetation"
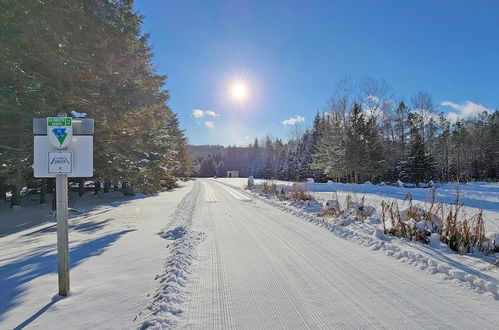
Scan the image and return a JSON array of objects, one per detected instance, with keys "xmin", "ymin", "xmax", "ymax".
[{"xmin": 253, "ymin": 182, "xmax": 497, "ymax": 255}]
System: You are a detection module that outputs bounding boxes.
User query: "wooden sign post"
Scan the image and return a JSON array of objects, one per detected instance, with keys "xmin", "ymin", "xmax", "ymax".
[{"xmin": 56, "ymin": 174, "xmax": 69, "ymax": 295}]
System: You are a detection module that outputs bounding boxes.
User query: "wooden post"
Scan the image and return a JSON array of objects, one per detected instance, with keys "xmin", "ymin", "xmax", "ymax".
[{"xmin": 56, "ymin": 174, "xmax": 70, "ymax": 296}]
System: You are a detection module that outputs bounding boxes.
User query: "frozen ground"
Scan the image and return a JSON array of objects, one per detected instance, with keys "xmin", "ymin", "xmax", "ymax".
[
  {"xmin": 1, "ymin": 178, "xmax": 498, "ymax": 329},
  {"xmin": 0, "ymin": 182, "xmax": 193, "ymax": 329},
  {"xmin": 218, "ymin": 178, "xmax": 499, "ymax": 292},
  {"xmin": 174, "ymin": 179, "xmax": 498, "ymax": 329}
]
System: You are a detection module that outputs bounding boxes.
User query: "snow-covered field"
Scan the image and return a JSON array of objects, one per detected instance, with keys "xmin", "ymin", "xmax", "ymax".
[
  {"xmin": 0, "ymin": 182, "xmax": 193, "ymax": 329},
  {"xmin": 1, "ymin": 178, "xmax": 498, "ymax": 329},
  {"xmin": 217, "ymin": 178, "xmax": 499, "ymax": 230}
]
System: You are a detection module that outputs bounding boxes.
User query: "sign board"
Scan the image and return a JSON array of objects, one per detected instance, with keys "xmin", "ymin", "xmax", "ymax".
[
  {"xmin": 33, "ymin": 117, "xmax": 94, "ymax": 296},
  {"xmin": 47, "ymin": 117, "xmax": 73, "ymax": 149},
  {"xmin": 48, "ymin": 151, "xmax": 73, "ymax": 174},
  {"xmin": 34, "ymin": 136, "xmax": 93, "ymax": 178}
]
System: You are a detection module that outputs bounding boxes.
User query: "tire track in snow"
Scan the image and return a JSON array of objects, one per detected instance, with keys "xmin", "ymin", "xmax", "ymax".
[
  {"xmin": 202, "ymin": 181, "xmax": 218, "ymax": 203},
  {"xmin": 242, "ymin": 203, "xmax": 435, "ymax": 328},
  {"xmin": 211, "ymin": 180, "xmax": 251, "ymax": 201},
  {"xmin": 180, "ymin": 179, "xmax": 498, "ymax": 329},
  {"xmin": 181, "ymin": 182, "xmax": 309, "ymax": 329},
  {"xmin": 209, "ymin": 209, "xmax": 234, "ymax": 329},
  {"xmin": 242, "ymin": 198, "xmax": 498, "ymax": 328},
  {"xmin": 229, "ymin": 206, "xmax": 328, "ymax": 329},
  {"xmin": 215, "ymin": 183, "xmax": 373, "ymax": 328},
  {"xmin": 214, "ymin": 184, "xmax": 312, "ymax": 329},
  {"xmin": 230, "ymin": 199, "xmax": 382, "ymax": 329},
  {"xmin": 177, "ymin": 182, "xmax": 236, "ymax": 330}
]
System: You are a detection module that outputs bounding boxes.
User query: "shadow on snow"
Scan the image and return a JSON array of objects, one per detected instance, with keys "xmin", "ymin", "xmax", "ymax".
[{"xmin": 0, "ymin": 229, "xmax": 135, "ymax": 322}]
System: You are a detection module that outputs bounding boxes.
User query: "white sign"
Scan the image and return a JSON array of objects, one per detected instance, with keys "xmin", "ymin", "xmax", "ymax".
[
  {"xmin": 47, "ymin": 117, "xmax": 73, "ymax": 149},
  {"xmin": 48, "ymin": 151, "xmax": 72, "ymax": 173},
  {"xmin": 34, "ymin": 136, "xmax": 93, "ymax": 178}
]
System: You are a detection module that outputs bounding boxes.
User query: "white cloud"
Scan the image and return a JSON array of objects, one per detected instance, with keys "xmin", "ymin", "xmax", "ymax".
[
  {"xmin": 205, "ymin": 110, "xmax": 219, "ymax": 117},
  {"xmin": 204, "ymin": 121, "xmax": 215, "ymax": 129},
  {"xmin": 192, "ymin": 109, "xmax": 219, "ymax": 119},
  {"xmin": 192, "ymin": 109, "xmax": 204, "ymax": 118},
  {"xmin": 282, "ymin": 115, "xmax": 305, "ymax": 126},
  {"xmin": 441, "ymin": 101, "xmax": 490, "ymax": 120}
]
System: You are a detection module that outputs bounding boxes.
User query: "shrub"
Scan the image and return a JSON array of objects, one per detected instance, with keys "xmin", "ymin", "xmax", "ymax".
[
  {"xmin": 380, "ymin": 190, "xmax": 491, "ymax": 253},
  {"xmin": 290, "ymin": 184, "xmax": 314, "ymax": 204},
  {"xmin": 261, "ymin": 181, "xmax": 277, "ymax": 195},
  {"xmin": 277, "ymin": 186, "xmax": 288, "ymax": 201},
  {"xmin": 381, "ymin": 200, "xmax": 431, "ymax": 244},
  {"xmin": 441, "ymin": 205, "xmax": 488, "ymax": 254}
]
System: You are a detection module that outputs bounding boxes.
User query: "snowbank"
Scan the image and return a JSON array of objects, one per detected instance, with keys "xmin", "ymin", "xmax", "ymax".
[{"xmin": 137, "ymin": 182, "xmax": 204, "ymax": 329}]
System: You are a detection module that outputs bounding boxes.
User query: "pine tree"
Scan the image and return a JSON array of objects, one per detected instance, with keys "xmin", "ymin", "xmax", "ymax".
[
  {"xmin": 364, "ymin": 117, "xmax": 385, "ymax": 181},
  {"xmin": 345, "ymin": 103, "xmax": 367, "ymax": 182},
  {"xmin": 401, "ymin": 114, "xmax": 436, "ymax": 182},
  {"xmin": 199, "ymin": 155, "xmax": 216, "ymax": 177},
  {"xmin": 311, "ymin": 113, "xmax": 346, "ymax": 181},
  {"xmin": 0, "ymin": 0, "xmax": 190, "ymax": 200}
]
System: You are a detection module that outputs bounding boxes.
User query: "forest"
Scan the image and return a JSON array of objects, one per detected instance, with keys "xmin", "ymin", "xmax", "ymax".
[
  {"xmin": 197, "ymin": 78, "xmax": 498, "ymax": 184},
  {"xmin": 0, "ymin": 0, "xmax": 192, "ymax": 207},
  {"xmin": 1, "ymin": 1, "xmax": 497, "ymax": 210}
]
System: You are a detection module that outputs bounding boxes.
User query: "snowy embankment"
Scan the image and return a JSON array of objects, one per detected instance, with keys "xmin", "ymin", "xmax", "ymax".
[
  {"xmin": 217, "ymin": 178, "xmax": 499, "ymax": 299},
  {"xmin": 0, "ymin": 182, "xmax": 194, "ymax": 329},
  {"xmin": 136, "ymin": 182, "xmax": 204, "ymax": 329}
]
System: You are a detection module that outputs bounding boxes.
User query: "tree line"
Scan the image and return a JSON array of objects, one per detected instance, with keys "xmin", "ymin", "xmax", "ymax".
[
  {"xmin": 196, "ymin": 77, "xmax": 498, "ymax": 184},
  {"xmin": 0, "ymin": 0, "xmax": 192, "ymax": 207}
]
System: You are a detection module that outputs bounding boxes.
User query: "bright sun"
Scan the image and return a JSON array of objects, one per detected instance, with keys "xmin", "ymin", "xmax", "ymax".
[{"xmin": 230, "ymin": 82, "xmax": 248, "ymax": 101}]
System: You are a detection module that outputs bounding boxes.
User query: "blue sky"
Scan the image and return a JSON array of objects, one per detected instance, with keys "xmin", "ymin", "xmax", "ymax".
[{"xmin": 134, "ymin": 0, "xmax": 499, "ymax": 146}]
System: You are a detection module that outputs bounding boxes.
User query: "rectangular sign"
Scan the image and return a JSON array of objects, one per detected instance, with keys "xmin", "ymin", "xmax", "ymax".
[
  {"xmin": 34, "ymin": 136, "xmax": 93, "ymax": 178},
  {"xmin": 48, "ymin": 117, "xmax": 72, "ymax": 127},
  {"xmin": 48, "ymin": 151, "xmax": 72, "ymax": 173}
]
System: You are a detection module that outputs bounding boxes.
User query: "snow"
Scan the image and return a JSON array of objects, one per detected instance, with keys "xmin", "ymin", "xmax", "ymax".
[
  {"xmin": 217, "ymin": 178, "xmax": 499, "ymax": 299},
  {"xmin": 0, "ymin": 182, "xmax": 194, "ymax": 329},
  {"xmin": 177, "ymin": 179, "xmax": 499, "ymax": 328},
  {"xmin": 136, "ymin": 182, "xmax": 204, "ymax": 329},
  {"xmin": 247, "ymin": 175, "xmax": 254, "ymax": 188},
  {"xmin": 1, "ymin": 178, "xmax": 498, "ymax": 329},
  {"xmin": 218, "ymin": 178, "xmax": 499, "ymax": 230},
  {"xmin": 70, "ymin": 111, "xmax": 87, "ymax": 118}
]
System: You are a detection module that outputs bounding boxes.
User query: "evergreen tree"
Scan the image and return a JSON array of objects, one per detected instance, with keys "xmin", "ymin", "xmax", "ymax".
[
  {"xmin": 345, "ymin": 103, "xmax": 367, "ymax": 182},
  {"xmin": 311, "ymin": 113, "xmax": 346, "ymax": 181},
  {"xmin": 364, "ymin": 117, "xmax": 385, "ymax": 181},
  {"xmin": 0, "ymin": 0, "xmax": 190, "ymax": 202},
  {"xmin": 401, "ymin": 114, "xmax": 436, "ymax": 182},
  {"xmin": 199, "ymin": 155, "xmax": 216, "ymax": 177}
]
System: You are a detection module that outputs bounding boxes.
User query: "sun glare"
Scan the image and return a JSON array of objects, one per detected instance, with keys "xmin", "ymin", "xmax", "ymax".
[{"xmin": 230, "ymin": 82, "xmax": 248, "ymax": 101}]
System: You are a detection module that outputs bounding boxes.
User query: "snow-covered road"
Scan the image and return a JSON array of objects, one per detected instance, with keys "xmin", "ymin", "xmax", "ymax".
[
  {"xmin": 177, "ymin": 179, "xmax": 498, "ymax": 329},
  {"xmin": 1, "ymin": 179, "xmax": 497, "ymax": 329}
]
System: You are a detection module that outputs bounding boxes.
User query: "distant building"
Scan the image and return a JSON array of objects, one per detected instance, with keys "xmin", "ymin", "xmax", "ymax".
[{"xmin": 227, "ymin": 170, "xmax": 239, "ymax": 178}]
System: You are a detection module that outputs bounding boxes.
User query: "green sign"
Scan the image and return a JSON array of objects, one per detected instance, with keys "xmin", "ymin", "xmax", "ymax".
[{"xmin": 48, "ymin": 117, "xmax": 72, "ymax": 127}]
